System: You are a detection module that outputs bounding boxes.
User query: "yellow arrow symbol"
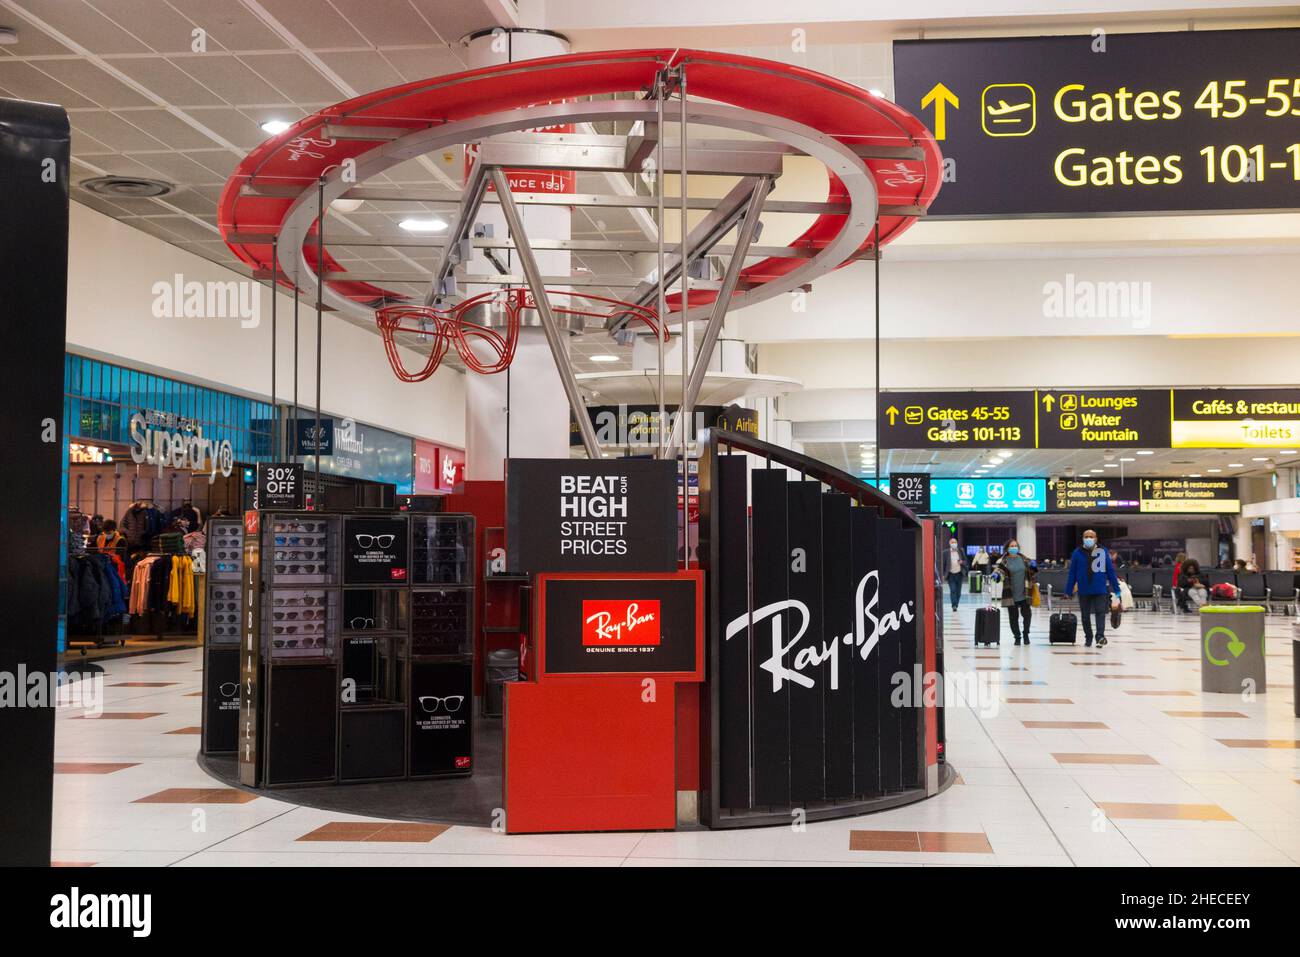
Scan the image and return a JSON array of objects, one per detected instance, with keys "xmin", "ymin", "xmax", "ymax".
[
  {"xmin": 1042, "ymin": 394, "xmax": 1055, "ymax": 412},
  {"xmin": 921, "ymin": 83, "xmax": 959, "ymax": 141},
  {"xmin": 886, "ymin": 405, "xmax": 900, "ymax": 426}
]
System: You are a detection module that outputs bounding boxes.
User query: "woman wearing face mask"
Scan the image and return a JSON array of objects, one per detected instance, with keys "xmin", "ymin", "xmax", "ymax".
[
  {"xmin": 1064, "ymin": 528, "xmax": 1121, "ymax": 647},
  {"xmin": 944, "ymin": 536, "xmax": 967, "ymax": 612},
  {"xmin": 993, "ymin": 538, "xmax": 1037, "ymax": 645}
]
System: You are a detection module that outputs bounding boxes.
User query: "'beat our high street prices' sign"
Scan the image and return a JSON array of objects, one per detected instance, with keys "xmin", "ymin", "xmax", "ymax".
[{"xmin": 893, "ymin": 28, "xmax": 1300, "ymax": 216}]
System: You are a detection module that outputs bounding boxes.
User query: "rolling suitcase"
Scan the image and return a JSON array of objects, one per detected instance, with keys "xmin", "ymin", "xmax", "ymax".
[
  {"xmin": 975, "ymin": 606, "xmax": 1000, "ymax": 645},
  {"xmin": 1049, "ymin": 612, "xmax": 1078, "ymax": 645}
]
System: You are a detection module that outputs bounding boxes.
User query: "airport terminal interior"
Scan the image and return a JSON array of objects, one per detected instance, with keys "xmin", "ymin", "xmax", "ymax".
[{"xmin": 1, "ymin": 0, "xmax": 1298, "ymax": 879}]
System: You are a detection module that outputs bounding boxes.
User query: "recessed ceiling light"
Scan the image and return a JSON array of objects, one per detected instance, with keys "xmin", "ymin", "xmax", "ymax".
[
  {"xmin": 399, "ymin": 217, "xmax": 448, "ymax": 232},
  {"xmin": 1252, "ymin": 457, "xmax": 1270, "ymax": 462},
  {"xmin": 330, "ymin": 198, "xmax": 364, "ymax": 213},
  {"xmin": 1103, "ymin": 463, "xmax": 1119, "ymax": 468},
  {"xmin": 1090, "ymin": 469, "xmax": 1104, "ymax": 474},
  {"xmin": 590, "ymin": 354, "xmax": 619, "ymax": 363},
  {"xmin": 1119, "ymin": 457, "xmax": 1135, "ymax": 462},
  {"xmin": 997, "ymin": 450, "xmax": 1013, "ymax": 457},
  {"xmin": 0, "ymin": 26, "xmax": 18, "ymax": 45},
  {"xmin": 1228, "ymin": 463, "xmax": 1244, "ymax": 468},
  {"xmin": 1207, "ymin": 468, "xmax": 1222, "ymax": 473},
  {"xmin": 1136, "ymin": 450, "xmax": 1154, "ymax": 455},
  {"xmin": 1189, "ymin": 473, "xmax": 1202, "ymax": 478},
  {"xmin": 1280, "ymin": 450, "xmax": 1297, "ymax": 455},
  {"xmin": 260, "ymin": 119, "xmax": 291, "ymax": 135}
]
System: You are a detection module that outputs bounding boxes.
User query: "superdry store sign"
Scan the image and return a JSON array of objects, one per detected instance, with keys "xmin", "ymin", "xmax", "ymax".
[
  {"xmin": 506, "ymin": 459, "xmax": 677, "ymax": 574},
  {"xmin": 129, "ymin": 409, "xmax": 233, "ymax": 483},
  {"xmin": 893, "ymin": 28, "xmax": 1300, "ymax": 216}
]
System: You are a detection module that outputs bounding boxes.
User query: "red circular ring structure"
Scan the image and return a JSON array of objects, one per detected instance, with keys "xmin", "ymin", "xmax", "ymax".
[{"xmin": 218, "ymin": 48, "xmax": 942, "ymax": 318}]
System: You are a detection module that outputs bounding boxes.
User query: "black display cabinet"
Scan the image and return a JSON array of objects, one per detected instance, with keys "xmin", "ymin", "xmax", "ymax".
[
  {"xmin": 407, "ymin": 515, "xmax": 475, "ymax": 778},
  {"xmin": 211, "ymin": 509, "xmax": 476, "ymax": 788},
  {"xmin": 201, "ymin": 517, "xmax": 244, "ymax": 754}
]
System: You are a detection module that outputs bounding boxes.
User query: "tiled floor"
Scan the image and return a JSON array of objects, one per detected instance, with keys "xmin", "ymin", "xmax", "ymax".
[{"xmin": 50, "ymin": 603, "xmax": 1300, "ymax": 867}]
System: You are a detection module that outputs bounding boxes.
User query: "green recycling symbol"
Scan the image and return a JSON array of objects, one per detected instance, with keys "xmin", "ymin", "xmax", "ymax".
[{"xmin": 1203, "ymin": 626, "xmax": 1247, "ymax": 667}]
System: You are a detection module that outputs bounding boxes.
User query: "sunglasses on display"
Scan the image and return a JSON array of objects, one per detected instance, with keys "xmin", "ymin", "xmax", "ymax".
[
  {"xmin": 354, "ymin": 534, "xmax": 396, "ymax": 549},
  {"xmin": 276, "ymin": 595, "xmax": 326, "ymax": 607},
  {"xmin": 273, "ymin": 624, "xmax": 323, "ymax": 635},
  {"xmin": 276, "ymin": 564, "xmax": 322, "ymax": 574},
  {"xmin": 418, "ymin": 695, "xmax": 464, "ymax": 714},
  {"xmin": 273, "ymin": 610, "xmax": 323, "ymax": 621},
  {"xmin": 275, "ymin": 550, "xmax": 325, "ymax": 561}
]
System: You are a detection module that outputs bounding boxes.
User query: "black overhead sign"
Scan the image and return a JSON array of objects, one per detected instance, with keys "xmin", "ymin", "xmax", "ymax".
[
  {"xmin": 1036, "ymin": 389, "xmax": 1170, "ymax": 448},
  {"xmin": 343, "ymin": 516, "xmax": 409, "ymax": 584},
  {"xmin": 877, "ymin": 390, "xmax": 1037, "ymax": 449},
  {"xmin": 506, "ymin": 458, "xmax": 677, "ymax": 574},
  {"xmin": 893, "ymin": 28, "xmax": 1300, "ymax": 216},
  {"xmin": 1048, "ymin": 477, "xmax": 1140, "ymax": 513}
]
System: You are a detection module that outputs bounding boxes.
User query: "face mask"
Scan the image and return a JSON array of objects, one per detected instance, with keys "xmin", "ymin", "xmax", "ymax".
[
  {"xmin": 1083, "ymin": 538, "xmax": 1096, "ymax": 548},
  {"xmin": 1008, "ymin": 546, "xmax": 1019, "ymax": 555},
  {"xmin": 950, "ymin": 541, "xmax": 958, "ymax": 548}
]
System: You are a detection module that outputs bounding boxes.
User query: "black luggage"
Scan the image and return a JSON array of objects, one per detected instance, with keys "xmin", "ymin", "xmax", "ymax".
[
  {"xmin": 1049, "ymin": 612, "xmax": 1078, "ymax": 645},
  {"xmin": 975, "ymin": 606, "xmax": 1000, "ymax": 645}
]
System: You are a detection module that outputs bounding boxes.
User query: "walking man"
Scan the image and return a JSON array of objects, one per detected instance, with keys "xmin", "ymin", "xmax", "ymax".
[{"xmin": 1064, "ymin": 528, "xmax": 1121, "ymax": 647}]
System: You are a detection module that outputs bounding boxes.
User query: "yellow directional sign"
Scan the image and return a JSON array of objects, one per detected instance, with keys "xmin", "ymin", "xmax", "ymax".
[{"xmin": 920, "ymin": 82, "xmax": 959, "ymax": 140}]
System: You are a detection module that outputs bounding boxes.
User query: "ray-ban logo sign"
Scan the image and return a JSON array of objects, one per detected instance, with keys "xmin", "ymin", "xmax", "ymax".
[
  {"xmin": 582, "ymin": 599, "xmax": 661, "ymax": 647},
  {"xmin": 725, "ymin": 570, "xmax": 914, "ymax": 692}
]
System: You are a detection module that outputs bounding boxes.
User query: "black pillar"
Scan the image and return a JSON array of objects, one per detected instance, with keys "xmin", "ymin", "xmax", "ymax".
[{"xmin": 0, "ymin": 98, "xmax": 70, "ymax": 866}]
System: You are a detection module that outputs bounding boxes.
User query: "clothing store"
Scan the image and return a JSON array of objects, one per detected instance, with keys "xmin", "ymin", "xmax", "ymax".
[{"xmin": 62, "ymin": 352, "xmax": 274, "ymax": 652}]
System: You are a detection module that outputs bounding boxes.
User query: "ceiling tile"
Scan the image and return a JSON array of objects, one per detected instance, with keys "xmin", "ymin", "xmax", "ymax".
[
  {"xmin": 238, "ymin": 52, "xmax": 346, "ymax": 103},
  {"xmin": 150, "ymin": 213, "xmax": 221, "ymax": 241},
  {"xmin": 315, "ymin": 50, "xmax": 405, "ymax": 95},
  {"xmin": 250, "ymin": 0, "xmax": 367, "ymax": 48},
  {"xmin": 33, "ymin": 58, "xmax": 153, "ymax": 108},
  {"xmin": 0, "ymin": 20, "xmax": 73, "ymax": 56},
  {"xmin": 103, "ymin": 56, "xmax": 228, "ymax": 107},
  {"xmin": 162, "ymin": 0, "xmax": 289, "ymax": 51},
  {"xmin": 115, "ymin": 107, "xmax": 229, "ymax": 150},
  {"xmin": 171, "ymin": 54, "xmax": 289, "ymax": 105},
  {"xmin": 184, "ymin": 148, "xmax": 242, "ymax": 179},
  {"xmin": 11, "ymin": 0, "xmax": 153, "ymax": 55},
  {"xmin": 83, "ymin": 0, "xmax": 207, "ymax": 54},
  {"xmin": 70, "ymin": 109, "xmax": 167, "ymax": 150},
  {"xmin": 377, "ymin": 46, "xmax": 466, "ymax": 84},
  {"xmin": 68, "ymin": 126, "xmax": 116, "ymax": 154},
  {"xmin": 126, "ymin": 149, "xmax": 228, "ymax": 185},
  {"xmin": 326, "ymin": 0, "xmax": 441, "ymax": 47},
  {"xmin": 0, "ymin": 60, "xmax": 97, "ymax": 108},
  {"xmin": 182, "ymin": 107, "xmax": 269, "ymax": 149},
  {"xmin": 71, "ymin": 193, "xmax": 130, "ymax": 218},
  {"xmin": 406, "ymin": 0, "xmax": 500, "ymax": 43},
  {"xmin": 155, "ymin": 186, "xmax": 218, "ymax": 216}
]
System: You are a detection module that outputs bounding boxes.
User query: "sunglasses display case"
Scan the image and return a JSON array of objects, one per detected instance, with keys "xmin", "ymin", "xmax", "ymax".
[
  {"xmin": 202, "ymin": 518, "xmax": 245, "ymax": 756},
  {"xmin": 411, "ymin": 515, "xmax": 472, "ymax": 585},
  {"xmin": 217, "ymin": 509, "xmax": 476, "ymax": 787}
]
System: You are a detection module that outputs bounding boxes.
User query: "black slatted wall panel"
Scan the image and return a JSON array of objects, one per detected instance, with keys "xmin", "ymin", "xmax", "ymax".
[
  {"xmin": 850, "ymin": 505, "xmax": 880, "ymax": 797},
  {"xmin": 878, "ymin": 519, "xmax": 904, "ymax": 792},
  {"xmin": 820, "ymin": 492, "xmax": 854, "ymax": 798},
  {"xmin": 786, "ymin": 480, "xmax": 825, "ymax": 803},
  {"xmin": 716, "ymin": 453, "xmax": 752, "ymax": 809},
  {"xmin": 898, "ymin": 527, "xmax": 921, "ymax": 788},
  {"xmin": 750, "ymin": 467, "xmax": 790, "ymax": 806}
]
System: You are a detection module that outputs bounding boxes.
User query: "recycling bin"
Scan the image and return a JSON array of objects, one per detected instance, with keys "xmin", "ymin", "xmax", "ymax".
[{"xmin": 1199, "ymin": 605, "xmax": 1266, "ymax": 695}]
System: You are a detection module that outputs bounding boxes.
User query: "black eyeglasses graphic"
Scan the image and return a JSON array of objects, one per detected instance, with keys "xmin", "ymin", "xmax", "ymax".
[
  {"xmin": 418, "ymin": 696, "xmax": 464, "ymax": 714},
  {"xmin": 354, "ymin": 534, "xmax": 395, "ymax": 549}
]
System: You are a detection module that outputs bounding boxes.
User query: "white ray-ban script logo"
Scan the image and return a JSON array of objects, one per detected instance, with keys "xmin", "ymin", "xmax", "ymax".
[{"xmin": 724, "ymin": 570, "xmax": 913, "ymax": 692}]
